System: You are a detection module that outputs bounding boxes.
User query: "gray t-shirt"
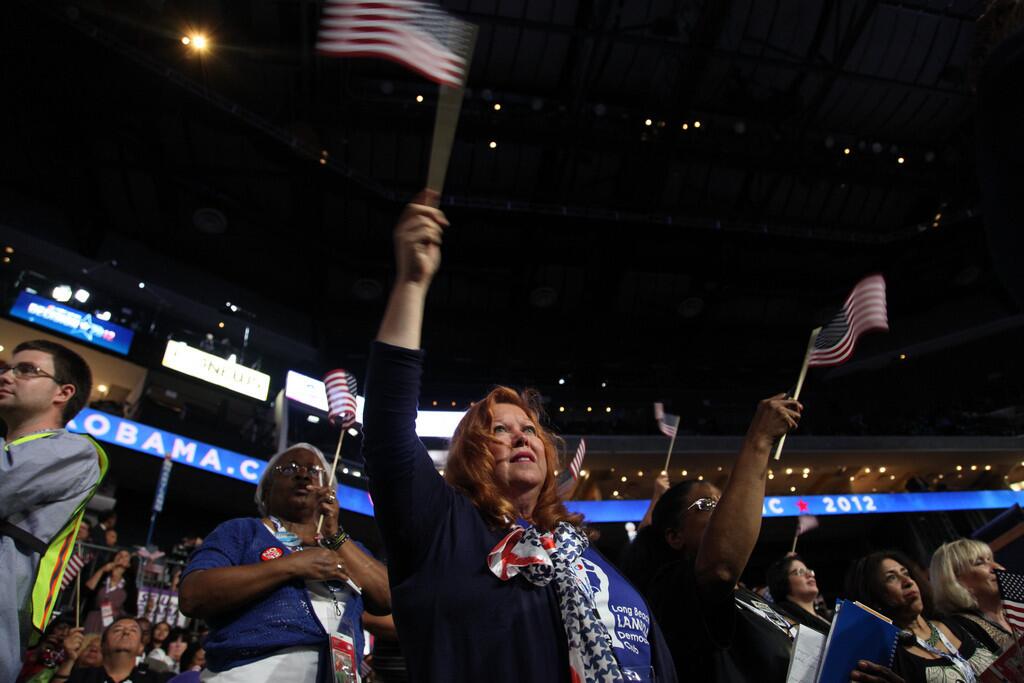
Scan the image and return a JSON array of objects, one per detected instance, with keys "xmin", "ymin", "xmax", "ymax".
[{"xmin": 0, "ymin": 429, "xmax": 100, "ymax": 682}]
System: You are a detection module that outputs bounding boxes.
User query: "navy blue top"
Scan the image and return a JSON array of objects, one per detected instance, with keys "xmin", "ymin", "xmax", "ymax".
[
  {"xmin": 362, "ymin": 341, "xmax": 677, "ymax": 682},
  {"xmin": 181, "ymin": 517, "xmax": 364, "ymax": 680}
]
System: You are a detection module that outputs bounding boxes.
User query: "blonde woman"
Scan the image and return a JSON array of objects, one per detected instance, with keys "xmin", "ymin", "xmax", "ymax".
[{"xmin": 930, "ymin": 538, "xmax": 1015, "ymax": 655}]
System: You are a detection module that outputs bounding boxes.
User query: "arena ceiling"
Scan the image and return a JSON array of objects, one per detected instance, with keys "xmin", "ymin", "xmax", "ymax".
[{"xmin": 2, "ymin": 0, "xmax": 1020, "ymax": 443}]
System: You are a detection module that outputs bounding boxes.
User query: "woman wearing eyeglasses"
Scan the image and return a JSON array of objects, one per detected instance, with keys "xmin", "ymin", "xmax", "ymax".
[
  {"xmin": 764, "ymin": 555, "xmax": 832, "ymax": 634},
  {"xmin": 179, "ymin": 443, "xmax": 390, "ymax": 682}
]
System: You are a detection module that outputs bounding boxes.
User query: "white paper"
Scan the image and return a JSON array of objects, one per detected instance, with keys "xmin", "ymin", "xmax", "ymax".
[{"xmin": 786, "ymin": 624, "xmax": 826, "ymax": 683}]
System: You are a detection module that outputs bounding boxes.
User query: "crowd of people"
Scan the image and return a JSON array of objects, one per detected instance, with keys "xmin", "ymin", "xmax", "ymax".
[{"xmin": 5, "ymin": 193, "xmax": 1024, "ymax": 682}]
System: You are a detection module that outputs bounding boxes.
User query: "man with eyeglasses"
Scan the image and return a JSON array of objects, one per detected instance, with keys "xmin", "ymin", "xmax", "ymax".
[{"xmin": 0, "ymin": 339, "xmax": 108, "ymax": 682}]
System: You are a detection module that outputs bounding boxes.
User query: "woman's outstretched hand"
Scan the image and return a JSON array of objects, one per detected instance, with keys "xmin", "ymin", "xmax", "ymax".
[{"xmin": 394, "ymin": 191, "xmax": 448, "ymax": 287}]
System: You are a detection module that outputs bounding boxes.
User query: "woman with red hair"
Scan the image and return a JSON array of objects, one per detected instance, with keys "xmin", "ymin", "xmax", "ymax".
[{"xmin": 361, "ymin": 194, "xmax": 678, "ymax": 682}]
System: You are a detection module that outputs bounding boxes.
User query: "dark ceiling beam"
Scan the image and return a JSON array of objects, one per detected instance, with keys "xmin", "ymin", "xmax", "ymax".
[
  {"xmin": 799, "ymin": 0, "xmax": 883, "ymax": 125},
  {"xmin": 444, "ymin": 7, "xmax": 968, "ymax": 98}
]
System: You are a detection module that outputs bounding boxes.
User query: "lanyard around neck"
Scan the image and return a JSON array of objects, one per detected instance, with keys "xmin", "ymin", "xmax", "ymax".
[{"xmin": 914, "ymin": 623, "xmax": 977, "ymax": 683}]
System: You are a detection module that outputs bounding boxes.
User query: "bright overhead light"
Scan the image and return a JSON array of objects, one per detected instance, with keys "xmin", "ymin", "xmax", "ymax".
[
  {"xmin": 52, "ymin": 285, "xmax": 73, "ymax": 302},
  {"xmin": 558, "ymin": 378, "xmax": 566, "ymax": 385},
  {"xmin": 693, "ymin": 120, "xmax": 701, "ymax": 128},
  {"xmin": 191, "ymin": 34, "xmax": 208, "ymax": 50},
  {"xmin": 620, "ymin": 476, "xmax": 627, "ymax": 482},
  {"xmin": 488, "ymin": 141, "xmax": 497, "ymax": 149},
  {"xmin": 644, "ymin": 118, "xmax": 653, "ymax": 126},
  {"xmin": 73, "ymin": 288, "xmax": 90, "ymax": 303},
  {"xmin": 97, "ymin": 384, "xmax": 109, "ymax": 394},
  {"xmin": 558, "ymin": 406, "xmax": 565, "ymax": 412},
  {"xmin": 181, "ymin": 36, "xmax": 191, "ymax": 45},
  {"xmin": 96, "ymin": 310, "xmax": 112, "ymax": 321},
  {"xmin": 493, "ymin": 103, "xmax": 501, "ymax": 111},
  {"xmin": 138, "ymin": 282, "xmax": 146, "ymax": 289},
  {"xmin": 415, "ymin": 95, "xmax": 424, "ymax": 103}
]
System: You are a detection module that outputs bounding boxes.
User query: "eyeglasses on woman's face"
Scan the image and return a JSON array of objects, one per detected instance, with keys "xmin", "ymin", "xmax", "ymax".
[
  {"xmin": 686, "ymin": 497, "xmax": 718, "ymax": 512},
  {"xmin": 272, "ymin": 462, "xmax": 326, "ymax": 479},
  {"xmin": 789, "ymin": 567, "xmax": 815, "ymax": 577}
]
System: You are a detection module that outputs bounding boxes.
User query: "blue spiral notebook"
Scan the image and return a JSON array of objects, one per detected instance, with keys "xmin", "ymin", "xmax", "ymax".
[{"xmin": 814, "ymin": 600, "xmax": 901, "ymax": 683}]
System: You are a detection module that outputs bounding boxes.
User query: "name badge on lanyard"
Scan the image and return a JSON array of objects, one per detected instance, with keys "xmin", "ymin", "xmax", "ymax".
[
  {"xmin": 100, "ymin": 600, "xmax": 114, "ymax": 627},
  {"xmin": 330, "ymin": 632, "xmax": 360, "ymax": 683}
]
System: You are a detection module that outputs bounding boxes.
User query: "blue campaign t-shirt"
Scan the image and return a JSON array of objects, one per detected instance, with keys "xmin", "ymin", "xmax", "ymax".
[{"xmin": 578, "ymin": 548, "xmax": 654, "ymax": 680}]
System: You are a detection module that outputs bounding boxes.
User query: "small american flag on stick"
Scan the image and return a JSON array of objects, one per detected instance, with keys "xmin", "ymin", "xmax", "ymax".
[
  {"xmin": 807, "ymin": 274, "xmax": 889, "ymax": 368},
  {"xmin": 324, "ymin": 369, "xmax": 359, "ymax": 429},
  {"xmin": 654, "ymin": 402, "xmax": 680, "ymax": 438},
  {"xmin": 997, "ymin": 569, "xmax": 1024, "ymax": 633},
  {"xmin": 317, "ymin": 0, "xmax": 475, "ymax": 89},
  {"xmin": 556, "ymin": 439, "xmax": 587, "ymax": 500},
  {"xmin": 568, "ymin": 438, "xmax": 586, "ymax": 480},
  {"xmin": 61, "ymin": 549, "xmax": 89, "ymax": 590}
]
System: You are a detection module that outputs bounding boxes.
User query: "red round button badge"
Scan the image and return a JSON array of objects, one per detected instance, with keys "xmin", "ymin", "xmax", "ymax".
[{"xmin": 261, "ymin": 547, "xmax": 284, "ymax": 561}]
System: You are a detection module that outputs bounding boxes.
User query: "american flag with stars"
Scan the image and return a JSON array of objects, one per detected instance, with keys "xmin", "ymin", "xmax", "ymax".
[
  {"xmin": 316, "ymin": 0, "xmax": 476, "ymax": 89},
  {"xmin": 807, "ymin": 274, "xmax": 889, "ymax": 368},
  {"xmin": 654, "ymin": 402, "xmax": 680, "ymax": 438},
  {"xmin": 996, "ymin": 569, "xmax": 1024, "ymax": 632}
]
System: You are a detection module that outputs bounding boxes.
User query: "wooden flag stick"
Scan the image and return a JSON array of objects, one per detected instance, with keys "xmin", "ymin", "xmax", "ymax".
[
  {"xmin": 790, "ymin": 524, "xmax": 801, "ymax": 554},
  {"xmin": 315, "ymin": 429, "xmax": 346, "ymax": 536},
  {"xmin": 773, "ymin": 327, "xmax": 821, "ymax": 461},
  {"xmin": 662, "ymin": 427, "xmax": 680, "ymax": 478},
  {"xmin": 75, "ymin": 571, "xmax": 81, "ymax": 628},
  {"xmin": 425, "ymin": 28, "xmax": 478, "ymax": 197}
]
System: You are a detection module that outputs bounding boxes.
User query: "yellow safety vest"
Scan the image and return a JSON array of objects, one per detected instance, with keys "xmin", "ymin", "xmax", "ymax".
[{"xmin": 5, "ymin": 431, "xmax": 109, "ymax": 632}]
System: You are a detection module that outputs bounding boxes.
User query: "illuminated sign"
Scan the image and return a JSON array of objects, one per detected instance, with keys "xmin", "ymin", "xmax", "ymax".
[
  {"xmin": 66, "ymin": 408, "xmax": 375, "ymax": 516},
  {"xmin": 9, "ymin": 291, "xmax": 134, "ymax": 355},
  {"xmin": 68, "ymin": 407, "xmax": 1024, "ymax": 522},
  {"xmin": 285, "ymin": 370, "xmax": 465, "ymax": 438},
  {"xmin": 567, "ymin": 490, "xmax": 1024, "ymax": 523},
  {"xmin": 162, "ymin": 340, "xmax": 271, "ymax": 401}
]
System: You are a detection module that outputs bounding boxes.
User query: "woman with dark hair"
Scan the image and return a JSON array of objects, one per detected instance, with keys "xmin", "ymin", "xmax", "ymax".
[
  {"xmin": 81, "ymin": 550, "xmax": 138, "ymax": 634},
  {"xmin": 619, "ymin": 480, "xmax": 703, "ymax": 595},
  {"xmin": 845, "ymin": 550, "xmax": 997, "ymax": 682},
  {"xmin": 360, "ymin": 195, "xmax": 678, "ymax": 682},
  {"xmin": 765, "ymin": 555, "xmax": 832, "ymax": 633}
]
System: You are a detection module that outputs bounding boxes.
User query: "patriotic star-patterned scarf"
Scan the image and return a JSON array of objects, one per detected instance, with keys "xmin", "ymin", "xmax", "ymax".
[{"xmin": 487, "ymin": 522, "xmax": 623, "ymax": 682}]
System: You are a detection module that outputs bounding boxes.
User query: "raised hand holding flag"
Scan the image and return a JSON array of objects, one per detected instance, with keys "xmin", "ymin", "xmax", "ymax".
[
  {"xmin": 316, "ymin": 0, "xmax": 478, "ymax": 201},
  {"xmin": 774, "ymin": 275, "xmax": 889, "ymax": 461}
]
